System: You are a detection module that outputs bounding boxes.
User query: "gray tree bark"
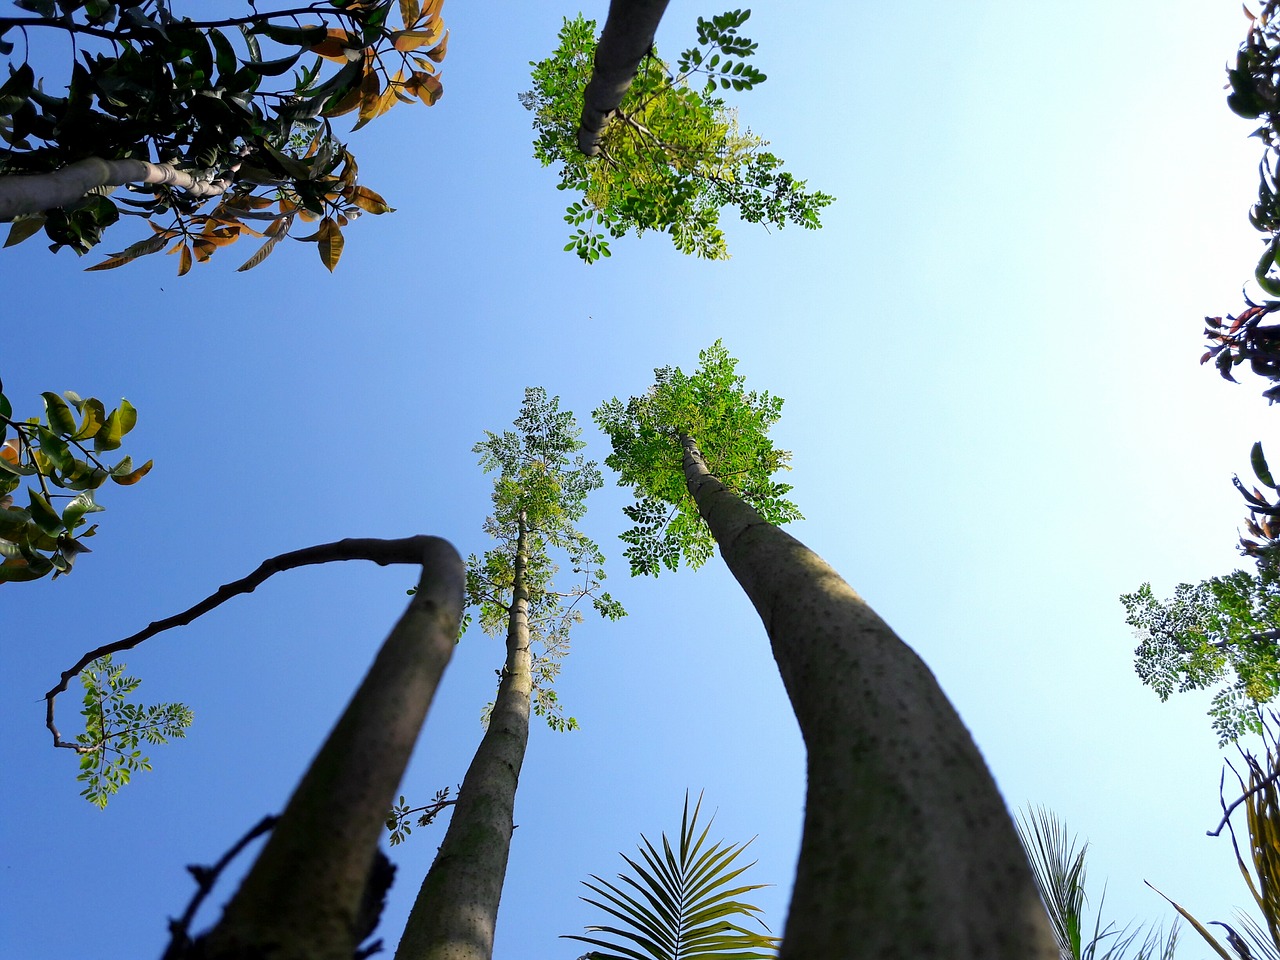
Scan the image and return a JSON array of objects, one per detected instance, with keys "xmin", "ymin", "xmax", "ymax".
[
  {"xmin": 678, "ymin": 435, "xmax": 1057, "ymax": 959},
  {"xmin": 201, "ymin": 536, "xmax": 466, "ymax": 960},
  {"xmin": 396, "ymin": 514, "xmax": 534, "ymax": 960},
  {"xmin": 577, "ymin": 0, "xmax": 672, "ymax": 157},
  {"xmin": 0, "ymin": 157, "xmax": 233, "ymax": 221}
]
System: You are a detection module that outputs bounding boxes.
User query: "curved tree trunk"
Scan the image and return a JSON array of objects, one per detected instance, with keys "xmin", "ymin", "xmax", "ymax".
[
  {"xmin": 0, "ymin": 157, "xmax": 233, "ymax": 221},
  {"xmin": 678, "ymin": 436, "xmax": 1057, "ymax": 959},
  {"xmin": 577, "ymin": 0, "xmax": 672, "ymax": 157},
  {"xmin": 201, "ymin": 536, "xmax": 466, "ymax": 960},
  {"xmin": 396, "ymin": 515, "xmax": 534, "ymax": 960}
]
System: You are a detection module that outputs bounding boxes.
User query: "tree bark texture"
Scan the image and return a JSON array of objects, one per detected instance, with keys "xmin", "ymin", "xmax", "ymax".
[
  {"xmin": 577, "ymin": 0, "xmax": 672, "ymax": 157},
  {"xmin": 678, "ymin": 436, "xmax": 1057, "ymax": 959},
  {"xmin": 0, "ymin": 157, "xmax": 232, "ymax": 221},
  {"xmin": 201, "ymin": 536, "xmax": 466, "ymax": 960},
  {"xmin": 396, "ymin": 515, "xmax": 534, "ymax": 960}
]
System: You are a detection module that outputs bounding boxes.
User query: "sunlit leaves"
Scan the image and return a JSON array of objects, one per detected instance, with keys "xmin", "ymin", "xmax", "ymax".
[
  {"xmin": 522, "ymin": 11, "xmax": 833, "ymax": 263},
  {"xmin": 594, "ymin": 341, "xmax": 802, "ymax": 577},
  {"xmin": 1122, "ymin": 569, "xmax": 1280, "ymax": 744},
  {"xmin": 0, "ymin": 383, "xmax": 148, "ymax": 583},
  {"xmin": 563, "ymin": 791, "xmax": 780, "ymax": 960},
  {"xmin": 74, "ymin": 654, "xmax": 193, "ymax": 808},
  {"xmin": 466, "ymin": 388, "xmax": 623, "ymax": 731},
  {"xmin": 0, "ymin": 1, "xmax": 446, "ymax": 274}
]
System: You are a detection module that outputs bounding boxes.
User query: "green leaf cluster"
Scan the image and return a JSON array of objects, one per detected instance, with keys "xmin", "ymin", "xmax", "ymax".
[
  {"xmin": 0, "ymin": 382, "xmax": 150, "ymax": 582},
  {"xmin": 520, "ymin": 11, "xmax": 833, "ymax": 263},
  {"xmin": 563, "ymin": 791, "xmax": 780, "ymax": 960},
  {"xmin": 467, "ymin": 387, "xmax": 624, "ymax": 731},
  {"xmin": 1, "ymin": 0, "xmax": 446, "ymax": 272},
  {"xmin": 386, "ymin": 786, "xmax": 452, "ymax": 846},
  {"xmin": 1122, "ymin": 570, "xmax": 1280, "ymax": 745},
  {"xmin": 75, "ymin": 654, "xmax": 192, "ymax": 808},
  {"xmin": 593, "ymin": 341, "xmax": 801, "ymax": 577}
]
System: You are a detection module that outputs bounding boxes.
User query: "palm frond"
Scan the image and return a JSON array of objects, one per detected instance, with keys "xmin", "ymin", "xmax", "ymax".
[
  {"xmin": 1016, "ymin": 806, "xmax": 1088, "ymax": 959},
  {"xmin": 564, "ymin": 791, "xmax": 781, "ymax": 960},
  {"xmin": 1017, "ymin": 807, "xmax": 1179, "ymax": 960}
]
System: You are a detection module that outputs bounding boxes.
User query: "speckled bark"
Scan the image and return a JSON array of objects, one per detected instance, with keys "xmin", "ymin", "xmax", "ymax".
[
  {"xmin": 679, "ymin": 436, "xmax": 1056, "ymax": 959},
  {"xmin": 201, "ymin": 537, "xmax": 466, "ymax": 960},
  {"xmin": 396, "ymin": 516, "xmax": 534, "ymax": 960},
  {"xmin": 576, "ymin": 0, "xmax": 673, "ymax": 157}
]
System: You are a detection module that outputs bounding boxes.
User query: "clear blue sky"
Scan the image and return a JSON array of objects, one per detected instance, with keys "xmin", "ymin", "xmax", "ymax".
[{"xmin": 0, "ymin": 2, "xmax": 1271, "ymax": 956}]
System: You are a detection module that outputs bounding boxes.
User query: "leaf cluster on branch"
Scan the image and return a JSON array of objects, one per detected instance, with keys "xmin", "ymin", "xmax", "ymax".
[
  {"xmin": 74, "ymin": 653, "xmax": 191, "ymax": 808},
  {"xmin": 593, "ymin": 340, "xmax": 801, "ymax": 576},
  {"xmin": 0, "ymin": 0, "xmax": 447, "ymax": 272},
  {"xmin": 520, "ymin": 10, "xmax": 833, "ymax": 263},
  {"xmin": 0, "ymin": 380, "xmax": 149, "ymax": 582},
  {"xmin": 1131, "ymin": 5, "xmax": 1280, "ymax": 741}
]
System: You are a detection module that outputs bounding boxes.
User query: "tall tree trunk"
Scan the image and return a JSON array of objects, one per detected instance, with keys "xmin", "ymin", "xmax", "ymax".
[
  {"xmin": 678, "ymin": 435, "xmax": 1057, "ymax": 959},
  {"xmin": 201, "ymin": 536, "xmax": 465, "ymax": 960},
  {"xmin": 396, "ymin": 514, "xmax": 534, "ymax": 960},
  {"xmin": 577, "ymin": 0, "xmax": 673, "ymax": 157}
]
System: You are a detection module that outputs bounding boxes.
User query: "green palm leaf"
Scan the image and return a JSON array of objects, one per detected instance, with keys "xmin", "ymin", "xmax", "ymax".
[
  {"xmin": 1016, "ymin": 806, "xmax": 1178, "ymax": 960},
  {"xmin": 565, "ymin": 792, "xmax": 781, "ymax": 960}
]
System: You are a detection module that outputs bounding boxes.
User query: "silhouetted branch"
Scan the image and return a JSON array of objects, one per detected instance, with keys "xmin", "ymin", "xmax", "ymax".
[
  {"xmin": 45, "ymin": 535, "xmax": 439, "ymax": 750},
  {"xmin": 162, "ymin": 814, "xmax": 280, "ymax": 960}
]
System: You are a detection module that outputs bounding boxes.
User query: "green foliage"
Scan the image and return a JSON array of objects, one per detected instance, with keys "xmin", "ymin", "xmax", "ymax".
[
  {"xmin": 1202, "ymin": 4, "xmax": 1280, "ymax": 400},
  {"xmin": 0, "ymin": 380, "xmax": 150, "ymax": 582},
  {"xmin": 75, "ymin": 654, "xmax": 192, "ymax": 808},
  {"xmin": 520, "ymin": 11, "xmax": 833, "ymax": 263},
  {"xmin": 1015, "ymin": 807, "xmax": 1178, "ymax": 960},
  {"xmin": 593, "ymin": 341, "xmax": 801, "ymax": 577},
  {"xmin": 386, "ymin": 787, "xmax": 453, "ymax": 846},
  {"xmin": 467, "ymin": 387, "xmax": 624, "ymax": 731},
  {"xmin": 1122, "ymin": 571, "xmax": 1280, "ymax": 745},
  {"xmin": 0, "ymin": 0, "xmax": 446, "ymax": 272},
  {"xmin": 563, "ymin": 791, "xmax": 780, "ymax": 960},
  {"xmin": 1124, "ymin": 442, "xmax": 1280, "ymax": 744}
]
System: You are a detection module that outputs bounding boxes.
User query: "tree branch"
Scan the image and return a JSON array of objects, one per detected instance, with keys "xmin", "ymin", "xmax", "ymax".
[
  {"xmin": 45, "ymin": 535, "xmax": 440, "ymax": 750},
  {"xmin": 162, "ymin": 814, "xmax": 280, "ymax": 960},
  {"xmin": 0, "ymin": 6, "xmax": 357, "ymax": 42},
  {"xmin": 0, "ymin": 157, "xmax": 242, "ymax": 222}
]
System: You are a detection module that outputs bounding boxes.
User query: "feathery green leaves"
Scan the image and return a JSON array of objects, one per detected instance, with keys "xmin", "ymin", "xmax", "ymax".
[
  {"xmin": 467, "ymin": 387, "xmax": 624, "ymax": 730},
  {"xmin": 521, "ymin": 12, "xmax": 832, "ymax": 263},
  {"xmin": 594, "ymin": 341, "xmax": 800, "ymax": 577}
]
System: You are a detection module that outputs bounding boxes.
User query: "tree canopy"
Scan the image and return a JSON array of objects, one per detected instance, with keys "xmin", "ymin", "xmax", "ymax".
[
  {"xmin": 520, "ymin": 11, "xmax": 832, "ymax": 263},
  {"xmin": 0, "ymin": 0, "xmax": 446, "ymax": 272},
  {"xmin": 593, "ymin": 340, "xmax": 801, "ymax": 575}
]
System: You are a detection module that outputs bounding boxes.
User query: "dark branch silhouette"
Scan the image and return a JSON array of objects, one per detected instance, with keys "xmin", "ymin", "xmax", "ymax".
[{"xmin": 45, "ymin": 535, "xmax": 442, "ymax": 750}]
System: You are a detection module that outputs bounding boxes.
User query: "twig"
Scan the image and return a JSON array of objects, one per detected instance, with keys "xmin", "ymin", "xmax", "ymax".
[
  {"xmin": 45, "ymin": 535, "xmax": 437, "ymax": 750},
  {"xmin": 162, "ymin": 814, "xmax": 279, "ymax": 960}
]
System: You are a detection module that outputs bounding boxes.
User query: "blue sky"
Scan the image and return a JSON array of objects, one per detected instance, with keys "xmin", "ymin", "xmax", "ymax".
[{"xmin": 0, "ymin": 1, "xmax": 1274, "ymax": 956}]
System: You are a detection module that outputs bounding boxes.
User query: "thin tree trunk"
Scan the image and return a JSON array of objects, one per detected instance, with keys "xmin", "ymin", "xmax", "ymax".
[
  {"xmin": 201, "ymin": 537, "xmax": 465, "ymax": 960},
  {"xmin": 577, "ymin": 0, "xmax": 672, "ymax": 157},
  {"xmin": 678, "ymin": 435, "xmax": 1057, "ymax": 959},
  {"xmin": 0, "ymin": 157, "xmax": 233, "ymax": 221},
  {"xmin": 396, "ymin": 514, "xmax": 534, "ymax": 960}
]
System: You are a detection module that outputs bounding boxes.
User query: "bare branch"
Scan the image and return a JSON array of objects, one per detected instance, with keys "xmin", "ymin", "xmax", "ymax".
[{"xmin": 45, "ymin": 535, "xmax": 439, "ymax": 750}]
